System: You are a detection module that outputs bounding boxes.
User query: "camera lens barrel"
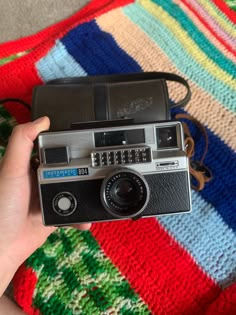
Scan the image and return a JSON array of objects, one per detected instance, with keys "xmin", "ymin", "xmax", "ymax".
[{"xmin": 101, "ymin": 168, "xmax": 150, "ymax": 218}]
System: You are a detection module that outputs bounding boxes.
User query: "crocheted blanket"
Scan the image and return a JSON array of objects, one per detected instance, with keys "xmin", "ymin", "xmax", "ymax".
[{"xmin": 0, "ymin": 0, "xmax": 235, "ymax": 314}]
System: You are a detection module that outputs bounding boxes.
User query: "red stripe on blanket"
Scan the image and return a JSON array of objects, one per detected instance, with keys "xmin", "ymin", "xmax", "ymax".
[
  {"xmin": 181, "ymin": 0, "xmax": 236, "ymax": 56},
  {"xmin": 0, "ymin": 61, "xmax": 42, "ymax": 123},
  {"xmin": 212, "ymin": 0, "xmax": 236, "ymax": 24},
  {"xmin": 205, "ymin": 283, "xmax": 236, "ymax": 315},
  {"xmin": 0, "ymin": 0, "xmax": 134, "ymax": 58},
  {"xmin": 13, "ymin": 264, "xmax": 41, "ymax": 315},
  {"xmin": 92, "ymin": 218, "xmax": 221, "ymax": 315}
]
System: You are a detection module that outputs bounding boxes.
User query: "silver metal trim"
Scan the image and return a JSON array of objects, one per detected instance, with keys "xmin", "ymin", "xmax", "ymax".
[{"xmin": 38, "ymin": 121, "xmax": 186, "ymax": 163}]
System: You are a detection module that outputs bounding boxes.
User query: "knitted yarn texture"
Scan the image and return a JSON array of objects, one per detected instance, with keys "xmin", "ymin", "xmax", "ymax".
[{"xmin": 0, "ymin": 0, "xmax": 236, "ymax": 314}]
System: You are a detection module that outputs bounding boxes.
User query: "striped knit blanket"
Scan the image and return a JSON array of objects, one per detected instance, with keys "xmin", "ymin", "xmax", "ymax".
[{"xmin": 0, "ymin": 0, "xmax": 236, "ymax": 314}]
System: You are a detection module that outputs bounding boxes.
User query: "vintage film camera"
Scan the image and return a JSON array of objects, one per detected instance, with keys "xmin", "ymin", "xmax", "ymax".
[
  {"xmin": 34, "ymin": 72, "xmax": 192, "ymax": 225},
  {"xmin": 37, "ymin": 120, "xmax": 192, "ymax": 226}
]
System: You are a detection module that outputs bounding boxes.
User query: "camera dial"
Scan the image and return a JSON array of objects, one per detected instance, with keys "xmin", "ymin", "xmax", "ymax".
[
  {"xmin": 52, "ymin": 192, "xmax": 77, "ymax": 216},
  {"xmin": 101, "ymin": 168, "xmax": 150, "ymax": 218}
]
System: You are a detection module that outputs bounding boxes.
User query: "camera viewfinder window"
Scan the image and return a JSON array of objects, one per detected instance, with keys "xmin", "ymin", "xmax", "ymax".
[{"xmin": 156, "ymin": 126, "xmax": 178, "ymax": 149}]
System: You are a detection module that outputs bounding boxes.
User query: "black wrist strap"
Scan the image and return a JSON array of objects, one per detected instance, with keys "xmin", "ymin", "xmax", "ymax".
[
  {"xmin": 0, "ymin": 98, "xmax": 31, "ymax": 111},
  {"xmin": 48, "ymin": 72, "xmax": 191, "ymax": 110}
]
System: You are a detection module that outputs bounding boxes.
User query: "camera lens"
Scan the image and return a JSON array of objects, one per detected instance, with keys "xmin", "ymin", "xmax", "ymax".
[
  {"xmin": 101, "ymin": 169, "xmax": 150, "ymax": 218},
  {"xmin": 156, "ymin": 126, "xmax": 177, "ymax": 149},
  {"xmin": 113, "ymin": 179, "xmax": 138, "ymax": 206}
]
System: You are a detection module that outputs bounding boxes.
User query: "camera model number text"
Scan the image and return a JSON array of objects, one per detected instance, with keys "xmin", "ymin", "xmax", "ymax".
[{"xmin": 77, "ymin": 168, "xmax": 89, "ymax": 176}]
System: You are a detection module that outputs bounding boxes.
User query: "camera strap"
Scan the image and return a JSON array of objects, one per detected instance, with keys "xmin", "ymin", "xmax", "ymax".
[{"xmin": 175, "ymin": 113, "xmax": 213, "ymax": 191}]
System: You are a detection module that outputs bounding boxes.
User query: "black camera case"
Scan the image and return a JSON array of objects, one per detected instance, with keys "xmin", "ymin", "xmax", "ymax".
[{"xmin": 32, "ymin": 72, "xmax": 191, "ymax": 131}]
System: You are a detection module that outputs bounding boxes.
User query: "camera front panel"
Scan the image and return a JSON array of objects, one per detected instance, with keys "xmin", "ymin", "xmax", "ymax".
[
  {"xmin": 40, "ymin": 170, "xmax": 191, "ymax": 226},
  {"xmin": 38, "ymin": 120, "xmax": 191, "ymax": 226}
]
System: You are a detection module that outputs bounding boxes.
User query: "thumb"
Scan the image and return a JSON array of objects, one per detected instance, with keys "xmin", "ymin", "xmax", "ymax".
[{"xmin": 0, "ymin": 117, "xmax": 50, "ymax": 177}]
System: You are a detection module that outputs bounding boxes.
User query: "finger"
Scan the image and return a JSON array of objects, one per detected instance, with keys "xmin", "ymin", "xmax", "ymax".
[
  {"xmin": 71, "ymin": 223, "xmax": 92, "ymax": 231},
  {"xmin": 0, "ymin": 117, "xmax": 50, "ymax": 177}
]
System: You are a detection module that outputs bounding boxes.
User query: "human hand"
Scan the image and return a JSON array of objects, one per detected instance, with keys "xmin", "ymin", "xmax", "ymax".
[{"xmin": 0, "ymin": 117, "xmax": 91, "ymax": 296}]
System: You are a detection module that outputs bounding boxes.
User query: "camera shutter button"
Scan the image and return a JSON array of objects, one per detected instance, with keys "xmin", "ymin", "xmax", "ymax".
[{"xmin": 52, "ymin": 192, "xmax": 77, "ymax": 216}]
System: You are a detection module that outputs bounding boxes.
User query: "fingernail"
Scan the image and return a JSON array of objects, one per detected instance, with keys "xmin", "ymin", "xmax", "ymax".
[{"xmin": 33, "ymin": 116, "xmax": 47, "ymax": 124}]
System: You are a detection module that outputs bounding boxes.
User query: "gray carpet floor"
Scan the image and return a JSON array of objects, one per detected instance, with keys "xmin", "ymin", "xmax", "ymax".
[{"xmin": 0, "ymin": 0, "xmax": 88, "ymax": 43}]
